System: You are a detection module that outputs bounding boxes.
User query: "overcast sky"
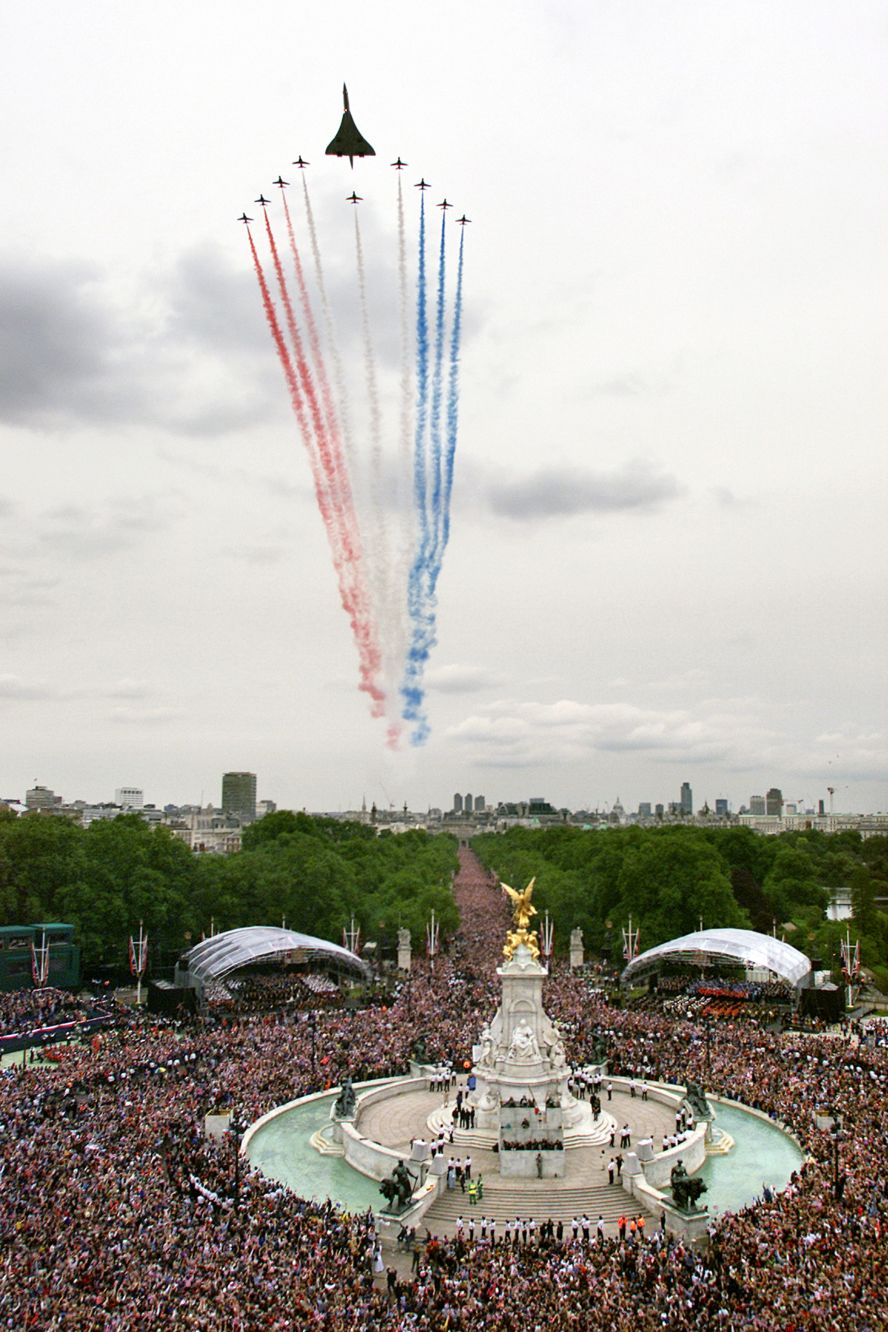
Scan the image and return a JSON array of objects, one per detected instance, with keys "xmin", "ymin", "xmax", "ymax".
[{"xmin": 1, "ymin": 1, "xmax": 885, "ymax": 816}]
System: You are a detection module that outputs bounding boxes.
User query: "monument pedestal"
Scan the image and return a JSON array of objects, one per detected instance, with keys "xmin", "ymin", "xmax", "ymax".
[{"xmin": 660, "ymin": 1201, "xmax": 710, "ymax": 1243}]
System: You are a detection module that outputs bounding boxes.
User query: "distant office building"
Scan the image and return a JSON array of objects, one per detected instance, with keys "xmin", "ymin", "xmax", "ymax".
[
  {"xmin": 655, "ymin": 803, "xmax": 664, "ymax": 818},
  {"xmin": 221, "ymin": 772, "xmax": 257, "ymax": 824},
  {"xmin": 715, "ymin": 798, "xmax": 730, "ymax": 818},
  {"xmin": 749, "ymin": 795, "xmax": 766, "ymax": 815},
  {"xmin": 766, "ymin": 787, "xmax": 784, "ymax": 816},
  {"xmin": 680, "ymin": 782, "xmax": 693, "ymax": 816},
  {"xmin": 464, "ymin": 793, "xmax": 474, "ymax": 814},
  {"xmin": 256, "ymin": 799, "xmax": 277, "ymax": 818},
  {"xmin": 818, "ymin": 798, "xmax": 826, "ymax": 816},
  {"xmin": 638, "ymin": 802, "xmax": 652, "ymax": 817},
  {"xmin": 115, "ymin": 787, "xmax": 144, "ymax": 809},
  {"xmin": 453, "ymin": 793, "xmax": 463, "ymax": 813},
  {"xmin": 25, "ymin": 785, "xmax": 58, "ymax": 811},
  {"xmin": 475, "ymin": 794, "xmax": 485, "ymax": 813}
]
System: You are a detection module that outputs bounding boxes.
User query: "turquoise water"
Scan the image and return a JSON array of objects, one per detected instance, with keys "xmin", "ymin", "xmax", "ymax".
[
  {"xmin": 245, "ymin": 1088, "xmax": 388, "ymax": 1214},
  {"xmin": 698, "ymin": 1102, "xmax": 804, "ymax": 1216},
  {"xmin": 246, "ymin": 1089, "xmax": 804, "ymax": 1219}
]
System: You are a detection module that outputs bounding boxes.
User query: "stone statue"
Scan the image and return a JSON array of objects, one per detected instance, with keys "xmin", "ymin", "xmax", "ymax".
[
  {"xmin": 684, "ymin": 1081, "xmax": 711, "ymax": 1121},
  {"xmin": 670, "ymin": 1159, "xmax": 708, "ymax": 1212},
  {"xmin": 397, "ymin": 927, "xmax": 410, "ymax": 950},
  {"xmin": 507, "ymin": 1020, "xmax": 541, "ymax": 1062},
  {"xmin": 548, "ymin": 1036, "xmax": 566, "ymax": 1070},
  {"xmin": 379, "ymin": 1160, "xmax": 416, "ymax": 1211},
  {"xmin": 477, "ymin": 1024, "xmax": 496, "ymax": 1070},
  {"xmin": 570, "ymin": 927, "xmax": 583, "ymax": 948},
  {"xmin": 333, "ymin": 1077, "xmax": 356, "ymax": 1119}
]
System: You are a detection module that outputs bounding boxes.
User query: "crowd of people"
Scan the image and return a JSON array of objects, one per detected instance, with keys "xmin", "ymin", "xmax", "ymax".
[{"xmin": 0, "ymin": 847, "xmax": 885, "ymax": 1328}]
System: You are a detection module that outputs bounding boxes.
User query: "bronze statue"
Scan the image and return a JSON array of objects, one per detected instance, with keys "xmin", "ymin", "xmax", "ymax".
[
  {"xmin": 379, "ymin": 1160, "xmax": 416, "ymax": 1211},
  {"xmin": 333, "ymin": 1076, "xmax": 356, "ymax": 1119},
  {"xmin": 684, "ymin": 1081, "xmax": 711, "ymax": 1121},
  {"xmin": 670, "ymin": 1159, "xmax": 708, "ymax": 1212}
]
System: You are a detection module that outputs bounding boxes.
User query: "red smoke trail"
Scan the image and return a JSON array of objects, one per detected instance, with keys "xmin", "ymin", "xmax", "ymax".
[{"xmin": 248, "ymin": 226, "xmax": 384, "ymax": 714}]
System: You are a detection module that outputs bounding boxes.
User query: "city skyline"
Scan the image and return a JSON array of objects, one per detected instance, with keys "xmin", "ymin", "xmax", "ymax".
[
  {"xmin": 3, "ymin": 772, "xmax": 881, "ymax": 819},
  {"xmin": 1, "ymin": 3, "xmax": 885, "ymax": 818}
]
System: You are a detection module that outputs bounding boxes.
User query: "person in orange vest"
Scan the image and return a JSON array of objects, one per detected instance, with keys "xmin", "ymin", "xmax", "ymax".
[
  {"xmin": 636, "ymin": 1215, "xmax": 646, "ymax": 1242},
  {"xmin": 618, "ymin": 1215, "xmax": 627, "ymax": 1241},
  {"xmin": 629, "ymin": 1218, "xmax": 637, "ymax": 1241}
]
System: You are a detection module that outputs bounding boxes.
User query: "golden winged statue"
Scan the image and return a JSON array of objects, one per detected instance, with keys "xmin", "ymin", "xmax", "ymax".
[
  {"xmin": 500, "ymin": 878, "xmax": 540, "ymax": 961},
  {"xmin": 501, "ymin": 877, "xmax": 538, "ymax": 930}
]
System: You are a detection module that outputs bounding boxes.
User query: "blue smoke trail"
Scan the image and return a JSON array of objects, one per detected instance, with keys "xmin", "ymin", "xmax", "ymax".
[
  {"xmin": 428, "ymin": 214, "xmax": 448, "ymax": 550},
  {"xmin": 412, "ymin": 194, "xmax": 430, "ymax": 548},
  {"xmin": 401, "ymin": 219, "xmax": 465, "ymax": 746},
  {"xmin": 439, "ymin": 226, "xmax": 465, "ymax": 561},
  {"xmin": 402, "ymin": 193, "xmax": 432, "ymax": 738}
]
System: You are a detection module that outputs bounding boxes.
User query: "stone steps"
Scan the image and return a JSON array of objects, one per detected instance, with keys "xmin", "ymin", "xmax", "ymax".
[{"xmin": 424, "ymin": 1181, "xmax": 644, "ymax": 1226}]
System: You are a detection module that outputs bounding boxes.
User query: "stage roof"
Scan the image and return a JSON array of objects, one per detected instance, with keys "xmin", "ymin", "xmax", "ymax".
[
  {"xmin": 621, "ymin": 927, "xmax": 811, "ymax": 988},
  {"xmin": 178, "ymin": 926, "xmax": 369, "ymax": 989}
]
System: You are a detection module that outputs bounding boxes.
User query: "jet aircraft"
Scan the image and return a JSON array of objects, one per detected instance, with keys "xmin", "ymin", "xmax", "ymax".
[
  {"xmin": 272, "ymin": 175, "xmax": 288, "ymax": 189},
  {"xmin": 326, "ymin": 85, "xmax": 375, "ymax": 167},
  {"xmin": 237, "ymin": 213, "xmax": 253, "ymax": 224},
  {"xmin": 414, "ymin": 178, "xmax": 431, "ymax": 191},
  {"xmin": 391, "ymin": 157, "xmax": 408, "ymax": 169},
  {"xmin": 437, "ymin": 199, "xmax": 453, "ymax": 210},
  {"xmin": 456, "ymin": 215, "xmax": 471, "ymax": 226},
  {"xmin": 292, "ymin": 156, "xmax": 310, "ymax": 169},
  {"xmin": 254, "ymin": 194, "xmax": 271, "ymax": 207},
  {"xmin": 346, "ymin": 191, "xmax": 363, "ymax": 204}
]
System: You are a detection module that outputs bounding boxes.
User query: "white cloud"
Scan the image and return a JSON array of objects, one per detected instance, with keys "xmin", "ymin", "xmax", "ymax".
[{"xmin": 426, "ymin": 663, "xmax": 504, "ymax": 694}]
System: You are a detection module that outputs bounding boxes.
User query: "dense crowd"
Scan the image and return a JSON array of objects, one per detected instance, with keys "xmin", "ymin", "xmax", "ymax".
[
  {"xmin": 0, "ymin": 985, "xmax": 113, "ymax": 1038},
  {"xmin": 0, "ymin": 848, "xmax": 885, "ymax": 1329}
]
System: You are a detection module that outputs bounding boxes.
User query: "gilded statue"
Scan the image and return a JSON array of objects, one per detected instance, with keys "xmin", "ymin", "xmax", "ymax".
[
  {"xmin": 501, "ymin": 878, "xmax": 541, "ymax": 961},
  {"xmin": 501, "ymin": 878, "xmax": 538, "ymax": 930}
]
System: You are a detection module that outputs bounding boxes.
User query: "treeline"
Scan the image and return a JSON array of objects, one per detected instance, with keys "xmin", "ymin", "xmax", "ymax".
[
  {"xmin": 0, "ymin": 808, "xmax": 458, "ymax": 974},
  {"xmin": 472, "ymin": 825, "xmax": 888, "ymax": 991}
]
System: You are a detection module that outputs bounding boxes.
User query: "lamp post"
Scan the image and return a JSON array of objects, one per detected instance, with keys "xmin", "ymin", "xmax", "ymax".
[
  {"xmin": 230, "ymin": 1109, "xmax": 244, "ymax": 1210},
  {"xmin": 308, "ymin": 1011, "xmax": 317, "ymax": 1076},
  {"xmin": 704, "ymin": 1018, "xmax": 712, "ymax": 1083},
  {"xmin": 817, "ymin": 1108, "xmax": 844, "ymax": 1201}
]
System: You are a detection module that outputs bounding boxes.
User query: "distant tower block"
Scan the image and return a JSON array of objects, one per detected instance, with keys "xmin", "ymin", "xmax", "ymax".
[
  {"xmin": 465, "ymin": 794, "xmax": 474, "ymax": 814},
  {"xmin": 475, "ymin": 794, "xmax": 485, "ymax": 813},
  {"xmin": 221, "ymin": 771, "xmax": 257, "ymax": 825},
  {"xmin": 453, "ymin": 793, "xmax": 463, "ymax": 813},
  {"xmin": 680, "ymin": 782, "xmax": 693, "ymax": 816}
]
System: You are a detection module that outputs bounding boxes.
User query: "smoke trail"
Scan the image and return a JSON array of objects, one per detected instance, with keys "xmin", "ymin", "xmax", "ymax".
[
  {"xmin": 281, "ymin": 190, "xmax": 340, "ymax": 458},
  {"xmin": 353, "ymin": 206, "xmax": 394, "ymax": 730},
  {"xmin": 428, "ymin": 212, "xmax": 448, "ymax": 550},
  {"xmin": 302, "ymin": 175, "xmax": 355, "ymax": 467},
  {"xmin": 250, "ymin": 223, "xmax": 385, "ymax": 716},
  {"xmin": 401, "ymin": 220, "xmax": 466, "ymax": 745},
  {"xmin": 412, "ymin": 192, "xmax": 430, "ymax": 545},
  {"xmin": 401, "ymin": 194, "xmax": 436, "ymax": 743},
  {"xmin": 439, "ymin": 225, "xmax": 466, "ymax": 559},
  {"xmin": 397, "ymin": 176, "xmax": 412, "ymax": 511},
  {"xmin": 353, "ymin": 208, "xmax": 383, "ymax": 518}
]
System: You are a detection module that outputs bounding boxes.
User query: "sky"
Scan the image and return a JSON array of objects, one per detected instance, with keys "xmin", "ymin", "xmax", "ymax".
[{"xmin": 1, "ymin": 1, "xmax": 886, "ymax": 816}]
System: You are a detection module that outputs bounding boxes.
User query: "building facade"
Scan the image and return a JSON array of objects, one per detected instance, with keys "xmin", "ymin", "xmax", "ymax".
[{"xmin": 221, "ymin": 772, "xmax": 257, "ymax": 825}]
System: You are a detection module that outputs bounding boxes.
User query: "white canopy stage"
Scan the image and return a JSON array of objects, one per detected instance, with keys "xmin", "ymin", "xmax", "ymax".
[
  {"xmin": 175, "ymin": 926, "xmax": 369, "ymax": 998},
  {"xmin": 620, "ymin": 928, "xmax": 812, "ymax": 989}
]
